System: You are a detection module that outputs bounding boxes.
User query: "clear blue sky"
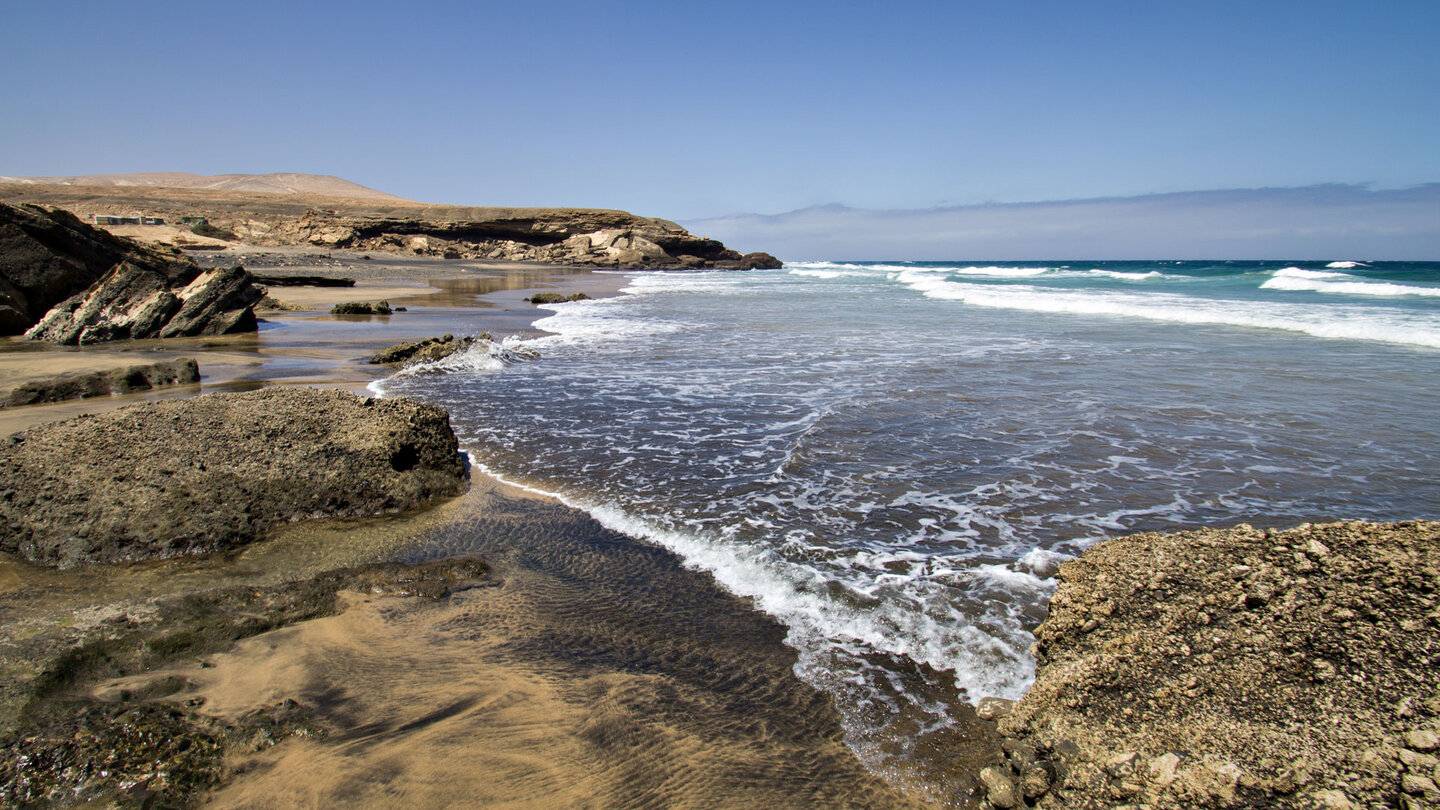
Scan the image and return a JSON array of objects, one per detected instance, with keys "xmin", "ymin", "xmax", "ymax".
[{"xmin": 2, "ymin": 0, "xmax": 1437, "ymax": 221}]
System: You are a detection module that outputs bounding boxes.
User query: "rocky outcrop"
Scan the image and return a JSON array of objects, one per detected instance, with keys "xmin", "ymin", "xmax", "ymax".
[
  {"xmin": 525, "ymin": 292, "xmax": 590, "ymax": 305},
  {"xmin": 24, "ymin": 264, "xmax": 262, "ymax": 344},
  {"xmin": 1, "ymin": 186, "xmax": 784, "ymax": 271},
  {"xmin": 330, "ymin": 300, "xmax": 393, "ymax": 315},
  {"xmin": 0, "ymin": 202, "xmax": 199, "ymax": 335},
  {"xmin": 251, "ymin": 209, "xmax": 782, "ymax": 269},
  {"xmin": 2, "ymin": 358, "xmax": 199, "ymax": 407},
  {"xmin": 369, "ymin": 333, "xmax": 472, "ymax": 365},
  {"xmin": 367, "ymin": 333, "xmax": 536, "ymax": 371},
  {"xmin": 0, "ymin": 388, "xmax": 468, "ymax": 567},
  {"xmin": 981, "ymin": 520, "xmax": 1440, "ymax": 810}
]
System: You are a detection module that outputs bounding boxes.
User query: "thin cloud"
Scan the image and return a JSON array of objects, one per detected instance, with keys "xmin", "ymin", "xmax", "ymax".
[{"xmin": 683, "ymin": 185, "xmax": 1440, "ymax": 261}]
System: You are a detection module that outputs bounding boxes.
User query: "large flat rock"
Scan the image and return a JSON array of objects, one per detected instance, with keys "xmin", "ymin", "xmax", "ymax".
[{"xmin": 0, "ymin": 388, "xmax": 467, "ymax": 567}]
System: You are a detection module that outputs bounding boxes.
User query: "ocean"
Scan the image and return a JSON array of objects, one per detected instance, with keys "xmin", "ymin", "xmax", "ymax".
[{"xmin": 375, "ymin": 259, "xmax": 1440, "ymax": 792}]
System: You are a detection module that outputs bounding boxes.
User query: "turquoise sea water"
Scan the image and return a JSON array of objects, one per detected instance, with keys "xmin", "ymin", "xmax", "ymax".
[{"xmin": 377, "ymin": 259, "xmax": 1440, "ymax": 787}]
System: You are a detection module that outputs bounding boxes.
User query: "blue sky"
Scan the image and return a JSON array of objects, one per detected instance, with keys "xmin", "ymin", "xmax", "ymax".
[{"xmin": 2, "ymin": 1, "xmax": 1437, "ymax": 255}]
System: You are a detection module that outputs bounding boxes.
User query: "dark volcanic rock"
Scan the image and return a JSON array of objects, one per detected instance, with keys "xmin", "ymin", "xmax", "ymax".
[
  {"xmin": 254, "ymin": 274, "xmax": 355, "ymax": 287},
  {"xmin": 2, "ymin": 357, "xmax": 199, "ymax": 407},
  {"xmin": 0, "ymin": 387, "xmax": 468, "ymax": 567},
  {"xmin": 739, "ymin": 251, "xmax": 784, "ymax": 269},
  {"xmin": 525, "ymin": 291, "xmax": 591, "ymax": 305},
  {"xmin": 0, "ymin": 202, "xmax": 197, "ymax": 335},
  {"xmin": 368, "ymin": 334, "xmax": 535, "ymax": 370},
  {"xmin": 330, "ymin": 300, "xmax": 392, "ymax": 315},
  {"xmin": 986, "ymin": 520, "xmax": 1440, "ymax": 810},
  {"xmin": 24, "ymin": 263, "xmax": 262, "ymax": 344},
  {"xmin": 369, "ymin": 333, "xmax": 465, "ymax": 365}
]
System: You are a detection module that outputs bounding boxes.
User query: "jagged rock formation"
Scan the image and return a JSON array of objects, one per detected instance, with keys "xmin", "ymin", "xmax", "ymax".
[
  {"xmin": 0, "ymin": 202, "xmax": 199, "ymax": 335},
  {"xmin": 0, "ymin": 388, "xmax": 468, "ymax": 567},
  {"xmin": 980, "ymin": 520, "xmax": 1440, "ymax": 810},
  {"xmin": 24, "ymin": 264, "xmax": 262, "ymax": 344},
  {"xmin": 2, "ymin": 358, "xmax": 199, "ymax": 407},
  {"xmin": 0, "ymin": 201, "xmax": 266, "ymax": 342}
]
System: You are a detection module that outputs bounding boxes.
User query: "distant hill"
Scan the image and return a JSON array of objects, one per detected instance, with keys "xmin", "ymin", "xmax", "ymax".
[{"xmin": 0, "ymin": 172, "xmax": 410, "ymax": 202}]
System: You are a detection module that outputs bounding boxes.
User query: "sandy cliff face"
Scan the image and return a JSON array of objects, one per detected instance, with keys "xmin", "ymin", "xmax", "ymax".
[{"xmin": 0, "ymin": 180, "xmax": 781, "ymax": 270}]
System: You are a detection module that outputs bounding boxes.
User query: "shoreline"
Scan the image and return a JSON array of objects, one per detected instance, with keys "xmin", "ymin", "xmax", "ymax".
[
  {"xmin": 5, "ymin": 244, "xmax": 1435, "ymax": 808},
  {"xmin": 0, "ymin": 250, "xmax": 631, "ymax": 435},
  {"xmin": 0, "ymin": 252, "xmax": 924, "ymax": 808}
]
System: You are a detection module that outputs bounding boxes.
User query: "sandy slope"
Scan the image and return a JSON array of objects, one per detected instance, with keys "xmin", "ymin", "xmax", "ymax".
[{"xmin": 0, "ymin": 172, "xmax": 409, "ymax": 202}]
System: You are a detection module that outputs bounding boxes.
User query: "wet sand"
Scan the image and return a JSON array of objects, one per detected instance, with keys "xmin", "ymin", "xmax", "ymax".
[
  {"xmin": 0, "ymin": 251, "xmax": 928, "ymax": 808},
  {"xmin": 62, "ymin": 477, "xmax": 913, "ymax": 808}
]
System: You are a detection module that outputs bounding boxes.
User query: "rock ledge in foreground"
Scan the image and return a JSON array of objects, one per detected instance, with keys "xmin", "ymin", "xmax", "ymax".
[
  {"xmin": 0, "ymin": 387, "xmax": 467, "ymax": 566},
  {"xmin": 981, "ymin": 519, "xmax": 1440, "ymax": 810}
]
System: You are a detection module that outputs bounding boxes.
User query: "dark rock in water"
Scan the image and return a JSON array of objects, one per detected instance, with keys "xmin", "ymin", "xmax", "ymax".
[
  {"xmin": 23, "ymin": 263, "xmax": 263, "ymax": 344},
  {"xmin": 525, "ymin": 291, "xmax": 590, "ymax": 305},
  {"xmin": 0, "ymin": 202, "xmax": 199, "ymax": 335},
  {"xmin": 369, "ymin": 333, "xmax": 466, "ymax": 365},
  {"xmin": 368, "ymin": 333, "xmax": 534, "ymax": 370},
  {"xmin": 0, "ymin": 387, "xmax": 468, "ymax": 567},
  {"xmin": 2, "ymin": 357, "xmax": 200, "ymax": 407},
  {"xmin": 254, "ymin": 274, "xmax": 355, "ymax": 288},
  {"xmin": 330, "ymin": 300, "xmax": 392, "ymax": 315},
  {"xmin": 739, "ymin": 251, "xmax": 783, "ymax": 269}
]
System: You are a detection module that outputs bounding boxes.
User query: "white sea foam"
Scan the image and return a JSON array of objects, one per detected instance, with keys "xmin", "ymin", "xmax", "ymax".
[
  {"xmin": 791, "ymin": 261, "xmax": 1055, "ymax": 278},
  {"xmin": 528, "ymin": 296, "xmax": 690, "ymax": 348},
  {"xmin": 948, "ymin": 265, "xmax": 1054, "ymax": 277},
  {"xmin": 1326, "ymin": 261, "xmax": 1370, "ymax": 269},
  {"xmin": 620, "ymin": 270, "xmax": 746, "ymax": 296},
  {"xmin": 472, "ymin": 459, "xmax": 1047, "ymax": 705},
  {"xmin": 1261, "ymin": 267, "xmax": 1440, "ymax": 298},
  {"xmin": 368, "ymin": 338, "xmax": 536, "ymax": 395},
  {"xmin": 1088, "ymin": 269, "xmax": 1163, "ymax": 280},
  {"xmin": 788, "ymin": 267, "xmax": 875, "ymax": 279},
  {"xmin": 896, "ymin": 269, "xmax": 1440, "ymax": 348}
]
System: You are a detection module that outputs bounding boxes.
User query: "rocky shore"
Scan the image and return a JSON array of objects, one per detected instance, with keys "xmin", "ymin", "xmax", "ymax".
[
  {"xmin": 977, "ymin": 520, "xmax": 1440, "ymax": 810},
  {"xmin": 0, "ymin": 388, "xmax": 467, "ymax": 567}
]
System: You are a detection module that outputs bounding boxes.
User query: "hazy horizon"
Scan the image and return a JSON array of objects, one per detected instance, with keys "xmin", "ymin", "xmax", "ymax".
[{"xmin": 684, "ymin": 183, "xmax": 1440, "ymax": 261}]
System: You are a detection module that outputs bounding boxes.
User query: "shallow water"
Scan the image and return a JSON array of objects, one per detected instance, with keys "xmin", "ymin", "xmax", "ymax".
[{"xmin": 377, "ymin": 259, "xmax": 1440, "ymax": 794}]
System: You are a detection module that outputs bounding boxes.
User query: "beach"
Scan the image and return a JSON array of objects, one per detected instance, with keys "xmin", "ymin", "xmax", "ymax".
[
  {"xmin": 0, "ymin": 249, "xmax": 926, "ymax": 808},
  {"xmin": 3, "ymin": 250, "xmax": 1438, "ymax": 808}
]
